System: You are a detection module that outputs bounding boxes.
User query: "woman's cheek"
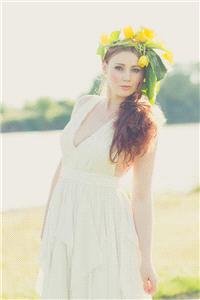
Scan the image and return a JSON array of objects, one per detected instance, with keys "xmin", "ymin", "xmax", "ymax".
[{"xmin": 111, "ymin": 72, "xmax": 121, "ymax": 84}]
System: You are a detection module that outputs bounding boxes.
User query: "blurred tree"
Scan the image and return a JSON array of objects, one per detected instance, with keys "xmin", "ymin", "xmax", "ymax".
[
  {"xmin": 23, "ymin": 97, "xmax": 53, "ymax": 115},
  {"xmin": 156, "ymin": 63, "xmax": 200, "ymax": 123}
]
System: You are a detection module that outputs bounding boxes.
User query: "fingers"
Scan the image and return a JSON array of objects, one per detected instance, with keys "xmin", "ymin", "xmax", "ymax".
[
  {"xmin": 143, "ymin": 280, "xmax": 149, "ymax": 293},
  {"xmin": 140, "ymin": 262, "xmax": 158, "ymax": 295},
  {"xmin": 144, "ymin": 278, "xmax": 157, "ymax": 294}
]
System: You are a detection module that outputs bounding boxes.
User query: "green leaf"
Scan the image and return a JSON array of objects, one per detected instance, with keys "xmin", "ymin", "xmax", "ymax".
[
  {"xmin": 145, "ymin": 40, "xmax": 168, "ymax": 52},
  {"xmin": 109, "ymin": 30, "xmax": 120, "ymax": 43},
  {"xmin": 141, "ymin": 80, "xmax": 148, "ymax": 92},
  {"xmin": 96, "ymin": 45, "xmax": 105, "ymax": 58},
  {"xmin": 145, "ymin": 64, "xmax": 157, "ymax": 105},
  {"xmin": 147, "ymin": 49, "xmax": 167, "ymax": 81},
  {"xmin": 155, "ymin": 81, "xmax": 161, "ymax": 95}
]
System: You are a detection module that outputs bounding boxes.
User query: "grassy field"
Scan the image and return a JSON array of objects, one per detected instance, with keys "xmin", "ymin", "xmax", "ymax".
[{"xmin": 1, "ymin": 187, "xmax": 199, "ymax": 299}]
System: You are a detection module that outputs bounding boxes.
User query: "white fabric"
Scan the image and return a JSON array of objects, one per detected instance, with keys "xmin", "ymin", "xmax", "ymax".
[{"xmin": 35, "ymin": 95, "xmax": 152, "ymax": 299}]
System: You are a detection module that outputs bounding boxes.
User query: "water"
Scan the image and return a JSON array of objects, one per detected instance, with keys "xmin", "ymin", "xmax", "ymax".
[{"xmin": 1, "ymin": 123, "xmax": 199, "ymax": 212}]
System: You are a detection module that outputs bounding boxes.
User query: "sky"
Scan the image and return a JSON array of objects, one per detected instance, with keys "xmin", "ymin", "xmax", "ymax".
[{"xmin": 2, "ymin": 1, "xmax": 199, "ymax": 108}]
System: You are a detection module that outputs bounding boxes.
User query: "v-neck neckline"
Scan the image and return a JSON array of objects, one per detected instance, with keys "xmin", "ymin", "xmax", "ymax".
[{"xmin": 72, "ymin": 96, "xmax": 116, "ymax": 149}]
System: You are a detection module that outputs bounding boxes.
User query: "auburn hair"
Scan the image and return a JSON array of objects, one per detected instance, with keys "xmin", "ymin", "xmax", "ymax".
[{"xmin": 99, "ymin": 45, "xmax": 166, "ymax": 169}]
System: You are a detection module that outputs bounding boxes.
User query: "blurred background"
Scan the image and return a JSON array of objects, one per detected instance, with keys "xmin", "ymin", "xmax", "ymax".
[{"xmin": 1, "ymin": 1, "xmax": 199, "ymax": 299}]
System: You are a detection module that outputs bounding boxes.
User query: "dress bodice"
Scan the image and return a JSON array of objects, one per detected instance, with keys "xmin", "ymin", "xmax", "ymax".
[{"xmin": 60, "ymin": 95, "xmax": 118, "ymax": 177}]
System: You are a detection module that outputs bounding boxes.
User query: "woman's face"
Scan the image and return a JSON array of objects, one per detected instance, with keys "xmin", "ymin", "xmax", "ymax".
[{"xmin": 102, "ymin": 51, "xmax": 145, "ymax": 97}]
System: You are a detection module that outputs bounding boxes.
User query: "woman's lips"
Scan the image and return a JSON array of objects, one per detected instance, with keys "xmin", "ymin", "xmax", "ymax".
[{"xmin": 120, "ymin": 86, "xmax": 131, "ymax": 90}]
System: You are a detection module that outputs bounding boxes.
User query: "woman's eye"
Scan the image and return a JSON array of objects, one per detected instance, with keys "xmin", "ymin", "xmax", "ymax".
[
  {"xmin": 115, "ymin": 66, "xmax": 123, "ymax": 70},
  {"xmin": 132, "ymin": 69, "xmax": 140, "ymax": 73},
  {"xmin": 115, "ymin": 66, "xmax": 140, "ymax": 73}
]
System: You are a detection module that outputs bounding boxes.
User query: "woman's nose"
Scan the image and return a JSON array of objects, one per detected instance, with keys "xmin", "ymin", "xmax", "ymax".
[{"xmin": 123, "ymin": 71, "xmax": 131, "ymax": 80}]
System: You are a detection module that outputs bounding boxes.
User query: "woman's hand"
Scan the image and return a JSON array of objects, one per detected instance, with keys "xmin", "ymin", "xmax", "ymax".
[{"xmin": 140, "ymin": 260, "xmax": 158, "ymax": 295}]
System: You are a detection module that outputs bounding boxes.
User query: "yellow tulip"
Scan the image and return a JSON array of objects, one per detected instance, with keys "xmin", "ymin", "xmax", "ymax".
[
  {"xmin": 138, "ymin": 55, "xmax": 149, "ymax": 68},
  {"xmin": 143, "ymin": 28, "xmax": 155, "ymax": 40},
  {"xmin": 100, "ymin": 34, "xmax": 110, "ymax": 45},
  {"xmin": 123, "ymin": 26, "xmax": 135, "ymax": 39},
  {"xmin": 162, "ymin": 51, "xmax": 174, "ymax": 64},
  {"xmin": 135, "ymin": 31, "xmax": 147, "ymax": 42},
  {"xmin": 135, "ymin": 27, "xmax": 155, "ymax": 42}
]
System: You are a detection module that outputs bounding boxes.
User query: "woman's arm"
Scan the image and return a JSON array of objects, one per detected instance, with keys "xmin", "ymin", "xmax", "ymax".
[
  {"xmin": 40, "ymin": 158, "xmax": 63, "ymax": 240},
  {"xmin": 131, "ymin": 136, "xmax": 158, "ymax": 263}
]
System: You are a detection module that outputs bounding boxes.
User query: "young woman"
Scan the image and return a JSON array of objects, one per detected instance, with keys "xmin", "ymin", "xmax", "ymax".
[{"xmin": 36, "ymin": 26, "xmax": 171, "ymax": 299}]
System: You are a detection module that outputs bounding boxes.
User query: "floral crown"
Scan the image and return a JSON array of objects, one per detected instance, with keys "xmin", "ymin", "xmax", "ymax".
[{"xmin": 96, "ymin": 25, "xmax": 174, "ymax": 105}]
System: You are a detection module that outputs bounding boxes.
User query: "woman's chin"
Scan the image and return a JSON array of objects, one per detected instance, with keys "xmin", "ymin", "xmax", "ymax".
[{"xmin": 118, "ymin": 89, "xmax": 134, "ymax": 97}]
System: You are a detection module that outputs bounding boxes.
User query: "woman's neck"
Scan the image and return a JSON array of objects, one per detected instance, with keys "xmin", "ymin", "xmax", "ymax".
[{"xmin": 104, "ymin": 93, "xmax": 125, "ymax": 112}]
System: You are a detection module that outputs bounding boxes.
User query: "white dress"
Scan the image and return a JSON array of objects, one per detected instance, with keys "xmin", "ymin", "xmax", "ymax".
[{"xmin": 35, "ymin": 94, "xmax": 152, "ymax": 299}]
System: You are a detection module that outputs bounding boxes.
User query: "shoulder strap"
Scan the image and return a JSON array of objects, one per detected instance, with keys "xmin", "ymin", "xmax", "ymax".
[{"xmin": 70, "ymin": 95, "xmax": 100, "ymax": 120}]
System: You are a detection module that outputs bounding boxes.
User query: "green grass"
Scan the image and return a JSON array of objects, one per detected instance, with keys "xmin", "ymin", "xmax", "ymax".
[
  {"xmin": 1, "ymin": 186, "xmax": 199, "ymax": 299},
  {"xmin": 155, "ymin": 276, "xmax": 200, "ymax": 299}
]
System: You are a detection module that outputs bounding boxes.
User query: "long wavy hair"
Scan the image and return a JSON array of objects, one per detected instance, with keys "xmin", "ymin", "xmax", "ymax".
[{"xmin": 98, "ymin": 45, "xmax": 166, "ymax": 169}]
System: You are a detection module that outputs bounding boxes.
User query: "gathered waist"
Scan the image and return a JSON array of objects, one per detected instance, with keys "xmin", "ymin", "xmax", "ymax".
[{"xmin": 58, "ymin": 166, "xmax": 121, "ymax": 188}]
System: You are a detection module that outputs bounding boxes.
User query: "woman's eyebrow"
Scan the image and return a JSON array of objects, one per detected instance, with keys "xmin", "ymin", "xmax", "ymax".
[{"xmin": 114, "ymin": 63, "xmax": 141, "ymax": 68}]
